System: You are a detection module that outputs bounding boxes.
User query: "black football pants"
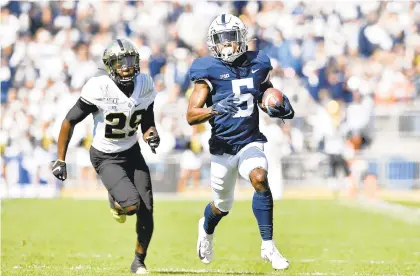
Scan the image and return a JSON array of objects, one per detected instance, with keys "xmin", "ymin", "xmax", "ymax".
[{"xmin": 90, "ymin": 142, "xmax": 154, "ymax": 253}]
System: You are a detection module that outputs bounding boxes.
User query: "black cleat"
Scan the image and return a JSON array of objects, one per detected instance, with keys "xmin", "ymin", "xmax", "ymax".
[{"xmin": 130, "ymin": 254, "xmax": 148, "ymax": 274}]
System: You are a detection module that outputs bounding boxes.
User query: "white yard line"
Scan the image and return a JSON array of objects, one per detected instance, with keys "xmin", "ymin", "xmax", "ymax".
[
  {"xmin": 339, "ymin": 198, "xmax": 420, "ymax": 225},
  {"xmin": 153, "ymin": 268, "xmax": 261, "ymax": 274},
  {"xmin": 153, "ymin": 268, "xmax": 342, "ymax": 275}
]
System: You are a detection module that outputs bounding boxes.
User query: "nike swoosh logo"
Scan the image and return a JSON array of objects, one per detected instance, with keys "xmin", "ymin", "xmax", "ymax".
[
  {"xmin": 52, "ymin": 167, "xmax": 61, "ymax": 173},
  {"xmin": 198, "ymin": 242, "xmax": 205, "ymax": 260},
  {"xmin": 280, "ymin": 110, "xmax": 293, "ymax": 117},
  {"xmin": 252, "ymin": 69, "xmax": 260, "ymax": 73}
]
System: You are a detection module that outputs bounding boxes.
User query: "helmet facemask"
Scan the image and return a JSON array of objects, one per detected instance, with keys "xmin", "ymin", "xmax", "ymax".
[
  {"xmin": 208, "ymin": 28, "xmax": 247, "ymax": 63},
  {"xmin": 106, "ymin": 53, "xmax": 140, "ymax": 86}
]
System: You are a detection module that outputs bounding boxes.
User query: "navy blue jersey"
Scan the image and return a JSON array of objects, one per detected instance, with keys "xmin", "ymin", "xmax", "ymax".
[{"xmin": 190, "ymin": 51, "xmax": 272, "ymax": 155}]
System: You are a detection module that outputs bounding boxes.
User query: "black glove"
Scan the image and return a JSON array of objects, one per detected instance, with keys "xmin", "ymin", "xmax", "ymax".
[
  {"xmin": 52, "ymin": 160, "xmax": 67, "ymax": 181},
  {"xmin": 146, "ymin": 131, "xmax": 160, "ymax": 153},
  {"xmin": 266, "ymin": 94, "xmax": 294, "ymax": 119}
]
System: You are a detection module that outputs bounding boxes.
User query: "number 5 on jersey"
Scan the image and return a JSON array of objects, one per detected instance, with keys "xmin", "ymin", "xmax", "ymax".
[
  {"xmin": 105, "ymin": 109, "xmax": 144, "ymax": 139},
  {"xmin": 232, "ymin": 78, "xmax": 254, "ymax": 118}
]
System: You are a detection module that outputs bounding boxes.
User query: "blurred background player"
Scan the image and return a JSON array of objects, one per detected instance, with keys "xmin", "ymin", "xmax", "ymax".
[
  {"xmin": 51, "ymin": 38, "xmax": 160, "ymax": 274},
  {"xmin": 187, "ymin": 14, "xmax": 294, "ymax": 270},
  {"xmin": 312, "ymin": 100, "xmax": 355, "ymax": 198},
  {"xmin": 261, "ymin": 118, "xmax": 304, "ymax": 199},
  {"xmin": 177, "ymin": 125, "xmax": 203, "ymax": 192}
]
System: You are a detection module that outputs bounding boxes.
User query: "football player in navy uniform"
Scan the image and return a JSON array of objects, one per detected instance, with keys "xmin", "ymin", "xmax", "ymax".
[
  {"xmin": 187, "ymin": 14, "xmax": 294, "ymax": 270},
  {"xmin": 52, "ymin": 39, "xmax": 159, "ymax": 274}
]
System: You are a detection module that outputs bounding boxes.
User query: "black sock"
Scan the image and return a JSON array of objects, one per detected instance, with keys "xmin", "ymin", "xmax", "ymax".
[
  {"xmin": 134, "ymin": 251, "xmax": 145, "ymax": 263},
  {"xmin": 136, "ymin": 202, "xmax": 154, "ymax": 258}
]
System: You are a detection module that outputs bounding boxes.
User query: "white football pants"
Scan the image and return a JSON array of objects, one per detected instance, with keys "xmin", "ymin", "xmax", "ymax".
[{"xmin": 210, "ymin": 142, "xmax": 268, "ymax": 212}]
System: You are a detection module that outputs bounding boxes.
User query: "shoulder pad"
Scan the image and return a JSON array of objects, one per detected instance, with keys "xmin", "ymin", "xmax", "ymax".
[
  {"xmin": 93, "ymin": 68, "xmax": 108, "ymax": 78},
  {"xmin": 189, "ymin": 56, "xmax": 215, "ymax": 82},
  {"xmin": 135, "ymin": 73, "xmax": 156, "ymax": 109},
  {"xmin": 256, "ymin": 50, "xmax": 273, "ymax": 71},
  {"xmin": 137, "ymin": 73, "xmax": 155, "ymax": 98},
  {"xmin": 80, "ymin": 76, "xmax": 103, "ymax": 105}
]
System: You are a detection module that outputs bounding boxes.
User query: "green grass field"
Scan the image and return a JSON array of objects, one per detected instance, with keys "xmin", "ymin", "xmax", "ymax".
[
  {"xmin": 386, "ymin": 200, "xmax": 420, "ymax": 209},
  {"xmin": 1, "ymin": 199, "xmax": 419, "ymax": 275}
]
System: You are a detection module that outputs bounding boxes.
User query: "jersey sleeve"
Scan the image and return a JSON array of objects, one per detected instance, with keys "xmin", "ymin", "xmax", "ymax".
[
  {"xmin": 189, "ymin": 58, "xmax": 213, "ymax": 91},
  {"xmin": 137, "ymin": 74, "xmax": 157, "ymax": 109},
  {"xmin": 80, "ymin": 78, "xmax": 101, "ymax": 106},
  {"xmin": 65, "ymin": 98, "xmax": 98, "ymax": 124},
  {"xmin": 257, "ymin": 51, "xmax": 273, "ymax": 84}
]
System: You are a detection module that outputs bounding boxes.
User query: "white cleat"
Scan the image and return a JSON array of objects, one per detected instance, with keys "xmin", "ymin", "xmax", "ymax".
[
  {"xmin": 133, "ymin": 267, "xmax": 148, "ymax": 274},
  {"xmin": 261, "ymin": 240, "xmax": 289, "ymax": 270},
  {"xmin": 196, "ymin": 217, "xmax": 214, "ymax": 264}
]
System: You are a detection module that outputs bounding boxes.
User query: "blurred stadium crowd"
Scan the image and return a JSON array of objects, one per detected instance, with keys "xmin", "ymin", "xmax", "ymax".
[{"xmin": 1, "ymin": 1, "xmax": 419, "ymax": 192}]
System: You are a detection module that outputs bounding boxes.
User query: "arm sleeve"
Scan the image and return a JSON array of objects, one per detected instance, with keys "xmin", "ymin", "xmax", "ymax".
[
  {"xmin": 260, "ymin": 80, "xmax": 273, "ymax": 93},
  {"xmin": 65, "ymin": 98, "xmax": 98, "ymax": 125},
  {"xmin": 141, "ymin": 102, "xmax": 156, "ymax": 134}
]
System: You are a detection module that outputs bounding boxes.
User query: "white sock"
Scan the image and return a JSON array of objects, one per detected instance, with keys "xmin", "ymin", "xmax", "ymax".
[{"xmin": 262, "ymin": 240, "xmax": 275, "ymax": 248}]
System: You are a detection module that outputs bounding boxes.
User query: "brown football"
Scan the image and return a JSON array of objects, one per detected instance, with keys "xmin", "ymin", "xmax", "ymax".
[{"xmin": 259, "ymin": 88, "xmax": 285, "ymax": 112}]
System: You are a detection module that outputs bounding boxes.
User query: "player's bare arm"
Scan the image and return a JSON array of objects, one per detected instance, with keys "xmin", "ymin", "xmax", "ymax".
[
  {"xmin": 186, "ymin": 80, "xmax": 214, "ymax": 125},
  {"xmin": 53, "ymin": 98, "xmax": 97, "ymax": 180},
  {"xmin": 187, "ymin": 80, "xmax": 239, "ymax": 125},
  {"xmin": 56, "ymin": 120, "xmax": 74, "ymax": 162}
]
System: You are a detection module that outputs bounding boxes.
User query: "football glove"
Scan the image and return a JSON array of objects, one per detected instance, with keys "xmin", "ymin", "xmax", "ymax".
[
  {"xmin": 146, "ymin": 131, "xmax": 160, "ymax": 154},
  {"xmin": 266, "ymin": 94, "xmax": 294, "ymax": 119},
  {"xmin": 213, "ymin": 94, "xmax": 239, "ymax": 116},
  {"xmin": 52, "ymin": 160, "xmax": 67, "ymax": 181}
]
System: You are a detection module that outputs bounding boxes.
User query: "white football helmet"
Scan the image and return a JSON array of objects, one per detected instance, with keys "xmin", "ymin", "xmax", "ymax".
[{"xmin": 207, "ymin": 14, "xmax": 248, "ymax": 63}]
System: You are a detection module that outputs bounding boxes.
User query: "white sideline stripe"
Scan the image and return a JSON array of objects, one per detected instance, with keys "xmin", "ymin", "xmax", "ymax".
[{"xmin": 339, "ymin": 198, "xmax": 420, "ymax": 225}]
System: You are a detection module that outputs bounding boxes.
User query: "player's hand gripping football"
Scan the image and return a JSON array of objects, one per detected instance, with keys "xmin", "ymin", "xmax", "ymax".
[
  {"xmin": 146, "ymin": 131, "xmax": 160, "ymax": 154},
  {"xmin": 266, "ymin": 94, "xmax": 294, "ymax": 119},
  {"xmin": 213, "ymin": 94, "xmax": 239, "ymax": 116},
  {"xmin": 52, "ymin": 160, "xmax": 67, "ymax": 181}
]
